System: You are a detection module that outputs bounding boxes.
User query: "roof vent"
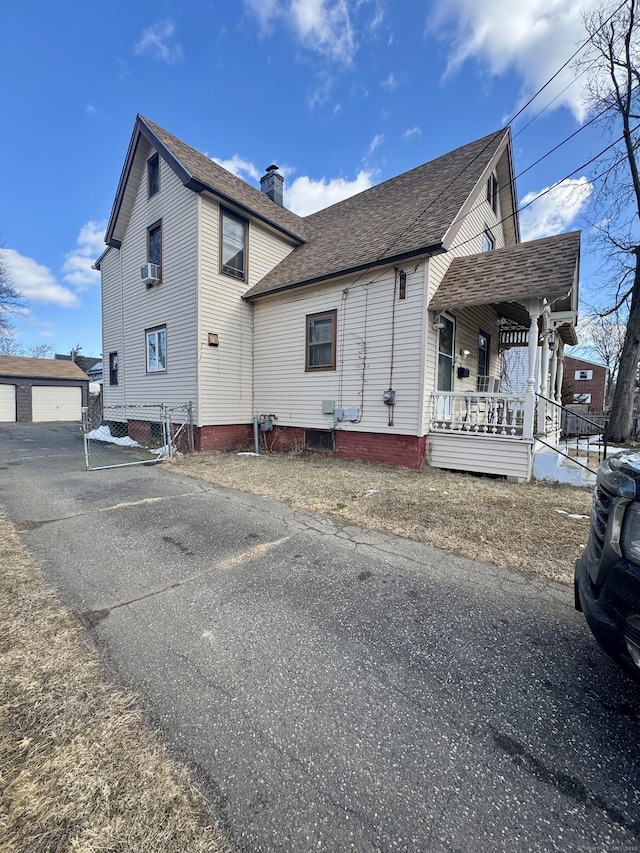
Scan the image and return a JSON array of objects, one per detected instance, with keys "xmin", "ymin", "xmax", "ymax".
[{"xmin": 260, "ymin": 164, "xmax": 284, "ymax": 207}]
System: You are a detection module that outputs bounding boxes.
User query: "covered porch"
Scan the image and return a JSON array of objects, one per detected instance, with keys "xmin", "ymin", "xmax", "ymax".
[{"xmin": 426, "ymin": 232, "xmax": 580, "ymax": 481}]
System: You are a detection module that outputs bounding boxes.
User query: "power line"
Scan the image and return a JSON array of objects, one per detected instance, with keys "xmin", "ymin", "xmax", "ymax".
[{"xmin": 336, "ymin": 1, "xmax": 633, "ymax": 298}]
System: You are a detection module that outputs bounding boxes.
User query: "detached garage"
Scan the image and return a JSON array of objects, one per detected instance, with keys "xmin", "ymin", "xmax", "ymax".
[{"xmin": 0, "ymin": 356, "xmax": 89, "ymax": 423}]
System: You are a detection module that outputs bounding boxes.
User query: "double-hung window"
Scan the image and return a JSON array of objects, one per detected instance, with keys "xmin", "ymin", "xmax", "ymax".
[
  {"xmin": 148, "ymin": 220, "xmax": 162, "ymax": 278},
  {"xmin": 306, "ymin": 310, "xmax": 337, "ymax": 371},
  {"xmin": 146, "ymin": 326, "xmax": 167, "ymax": 373},
  {"xmin": 221, "ymin": 210, "xmax": 247, "ymax": 280},
  {"xmin": 108, "ymin": 351, "xmax": 118, "ymax": 385}
]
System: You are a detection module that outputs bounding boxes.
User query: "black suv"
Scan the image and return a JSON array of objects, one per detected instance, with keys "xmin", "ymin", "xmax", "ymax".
[{"xmin": 575, "ymin": 452, "xmax": 640, "ymax": 681}]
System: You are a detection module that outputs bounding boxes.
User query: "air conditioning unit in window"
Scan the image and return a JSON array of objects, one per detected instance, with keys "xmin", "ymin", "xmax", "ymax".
[
  {"xmin": 141, "ymin": 263, "xmax": 160, "ymax": 286},
  {"xmin": 477, "ymin": 375, "xmax": 500, "ymax": 393}
]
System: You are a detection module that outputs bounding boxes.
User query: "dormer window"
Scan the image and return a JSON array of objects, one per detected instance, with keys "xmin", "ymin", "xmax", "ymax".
[{"xmin": 148, "ymin": 153, "xmax": 160, "ymax": 197}]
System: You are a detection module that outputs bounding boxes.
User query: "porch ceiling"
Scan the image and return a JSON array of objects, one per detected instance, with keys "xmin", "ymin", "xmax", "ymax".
[{"xmin": 430, "ymin": 231, "xmax": 580, "ymax": 344}]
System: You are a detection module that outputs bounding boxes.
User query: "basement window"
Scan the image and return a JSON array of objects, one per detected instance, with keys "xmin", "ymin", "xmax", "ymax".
[{"xmin": 305, "ymin": 429, "xmax": 335, "ymax": 452}]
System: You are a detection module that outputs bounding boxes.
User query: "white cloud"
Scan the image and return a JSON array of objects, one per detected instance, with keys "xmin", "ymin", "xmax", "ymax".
[
  {"xmin": 430, "ymin": 0, "xmax": 602, "ymax": 121},
  {"xmin": 380, "ymin": 72, "xmax": 396, "ymax": 91},
  {"xmin": 62, "ymin": 221, "xmax": 106, "ymax": 289},
  {"xmin": 520, "ymin": 176, "xmax": 593, "ymax": 241},
  {"xmin": 286, "ymin": 170, "xmax": 373, "ymax": 215},
  {"xmin": 4, "ymin": 250, "xmax": 79, "ymax": 307},
  {"xmin": 212, "ymin": 155, "xmax": 262, "ymax": 182},
  {"xmin": 245, "ymin": 0, "xmax": 356, "ymax": 64},
  {"xmin": 367, "ymin": 133, "xmax": 384, "ymax": 155},
  {"xmin": 403, "ymin": 126, "xmax": 421, "ymax": 139},
  {"xmin": 134, "ymin": 20, "xmax": 182, "ymax": 64},
  {"xmin": 209, "ymin": 151, "xmax": 374, "ymax": 216}
]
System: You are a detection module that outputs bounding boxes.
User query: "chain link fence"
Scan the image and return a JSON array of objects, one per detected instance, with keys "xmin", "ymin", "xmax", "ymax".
[{"xmin": 82, "ymin": 398, "xmax": 194, "ymax": 470}]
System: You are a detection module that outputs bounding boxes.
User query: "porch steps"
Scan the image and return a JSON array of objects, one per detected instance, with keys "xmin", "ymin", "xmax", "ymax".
[{"xmin": 532, "ymin": 444, "xmax": 596, "ymax": 489}]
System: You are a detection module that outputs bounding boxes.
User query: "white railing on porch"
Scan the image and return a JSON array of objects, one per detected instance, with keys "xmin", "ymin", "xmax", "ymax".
[{"xmin": 431, "ymin": 392, "xmax": 526, "ymax": 437}]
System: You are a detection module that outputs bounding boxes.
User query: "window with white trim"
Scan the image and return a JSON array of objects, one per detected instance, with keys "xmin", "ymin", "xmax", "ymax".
[
  {"xmin": 575, "ymin": 369, "xmax": 593, "ymax": 380},
  {"xmin": 146, "ymin": 326, "xmax": 166, "ymax": 372},
  {"xmin": 573, "ymin": 393, "xmax": 592, "ymax": 404}
]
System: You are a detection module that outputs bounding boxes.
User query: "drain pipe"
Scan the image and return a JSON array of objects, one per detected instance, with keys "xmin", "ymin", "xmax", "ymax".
[{"xmin": 253, "ymin": 415, "xmax": 260, "ymax": 455}]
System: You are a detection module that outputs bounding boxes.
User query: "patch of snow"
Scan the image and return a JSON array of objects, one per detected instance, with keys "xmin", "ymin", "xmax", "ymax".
[
  {"xmin": 554, "ymin": 509, "xmax": 589, "ymax": 520},
  {"xmin": 237, "ymin": 452, "xmax": 260, "ymax": 457},
  {"xmin": 364, "ymin": 489, "xmax": 379, "ymax": 497},
  {"xmin": 85, "ymin": 425, "xmax": 140, "ymax": 447}
]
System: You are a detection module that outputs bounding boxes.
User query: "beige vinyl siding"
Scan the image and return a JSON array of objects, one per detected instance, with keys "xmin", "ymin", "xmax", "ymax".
[
  {"xmin": 439, "ymin": 305, "xmax": 501, "ymax": 396},
  {"xmin": 428, "ymin": 433, "xmax": 532, "ymax": 480},
  {"xmin": 103, "ymin": 153, "xmax": 199, "ymax": 410},
  {"xmin": 197, "ymin": 196, "xmax": 296, "ymax": 427},
  {"xmin": 101, "ymin": 248, "xmax": 125, "ymax": 406},
  {"xmin": 422, "ymin": 149, "xmax": 511, "ymax": 429},
  {"xmin": 253, "ymin": 263, "xmax": 427, "ymax": 436}
]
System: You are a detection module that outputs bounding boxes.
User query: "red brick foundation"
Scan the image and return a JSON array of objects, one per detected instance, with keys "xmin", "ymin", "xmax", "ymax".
[
  {"xmin": 127, "ymin": 419, "xmax": 153, "ymax": 444},
  {"xmin": 335, "ymin": 430, "xmax": 426, "ymax": 468},
  {"xmin": 258, "ymin": 424, "xmax": 426, "ymax": 468},
  {"xmin": 194, "ymin": 423, "xmax": 254, "ymax": 451}
]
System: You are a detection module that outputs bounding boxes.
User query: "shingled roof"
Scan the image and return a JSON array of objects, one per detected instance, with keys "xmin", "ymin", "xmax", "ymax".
[
  {"xmin": 0, "ymin": 356, "xmax": 89, "ymax": 380},
  {"xmin": 244, "ymin": 128, "xmax": 509, "ymax": 300},
  {"xmin": 431, "ymin": 231, "xmax": 580, "ymax": 343},
  {"xmin": 105, "ymin": 115, "xmax": 307, "ymax": 249}
]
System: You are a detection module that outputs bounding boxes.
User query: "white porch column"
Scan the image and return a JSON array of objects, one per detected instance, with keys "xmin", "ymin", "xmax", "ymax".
[
  {"xmin": 549, "ymin": 335, "xmax": 558, "ymax": 405},
  {"xmin": 556, "ymin": 341, "xmax": 565, "ymax": 404},
  {"xmin": 523, "ymin": 302, "xmax": 541, "ymax": 440},
  {"xmin": 539, "ymin": 309, "xmax": 551, "ymax": 399}
]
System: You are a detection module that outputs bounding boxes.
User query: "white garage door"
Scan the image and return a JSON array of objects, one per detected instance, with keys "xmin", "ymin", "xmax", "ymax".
[
  {"xmin": 0, "ymin": 384, "xmax": 16, "ymax": 422},
  {"xmin": 32, "ymin": 386, "xmax": 82, "ymax": 422}
]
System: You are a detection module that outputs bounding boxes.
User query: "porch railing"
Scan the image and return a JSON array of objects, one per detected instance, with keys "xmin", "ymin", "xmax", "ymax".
[
  {"xmin": 534, "ymin": 393, "xmax": 608, "ymax": 474},
  {"xmin": 431, "ymin": 392, "xmax": 526, "ymax": 437}
]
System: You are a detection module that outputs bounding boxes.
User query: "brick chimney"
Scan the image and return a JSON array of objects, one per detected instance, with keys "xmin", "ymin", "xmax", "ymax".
[{"xmin": 260, "ymin": 164, "xmax": 284, "ymax": 207}]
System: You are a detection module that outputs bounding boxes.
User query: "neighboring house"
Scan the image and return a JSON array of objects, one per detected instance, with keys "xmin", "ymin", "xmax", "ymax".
[
  {"xmin": 95, "ymin": 115, "xmax": 580, "ymax": 481},
  {"xmin": 86, "ymin": 361, "xmax": 103, "ymax": 383},
  {"xmin": 0, "ymin": 356, "xmax": 89, "ymax": 422},
  {"xmin": 55, "ymin": 353, "xmax": 102, "ymax": 375},
  {"xmin": 563, "ymin": 355, "xmax": 608, "ymax": 412}
]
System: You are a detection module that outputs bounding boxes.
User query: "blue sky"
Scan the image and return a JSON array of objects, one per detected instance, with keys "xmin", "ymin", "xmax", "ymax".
[{"xmin": 0, "ymin": 0, "xmax": 611, "ymax": 358}]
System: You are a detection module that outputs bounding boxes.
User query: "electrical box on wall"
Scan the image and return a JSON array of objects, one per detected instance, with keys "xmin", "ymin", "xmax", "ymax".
[
  {"xmin": 347, "ymin": 407, "xmax": 360, "ymax": 421},
  {"xmin": 457, "ymin": 367, "xmax": 470, "ymax": 378},
  {"xmin": 383, "ymin": 388, "xmax": 396, "ymax": 406},
  {"xmin": 321, "ymin": 399, "xmax": 335, "ymax": 414},
  {"xmin": 334, "ymin": 407, "xmax": 344, "ymax": 421}
]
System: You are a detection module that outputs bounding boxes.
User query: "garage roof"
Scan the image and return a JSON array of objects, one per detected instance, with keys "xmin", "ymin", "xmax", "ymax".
[{"xmin": 0, "ymin": 356, "xmax": 89, "ymax": 380}]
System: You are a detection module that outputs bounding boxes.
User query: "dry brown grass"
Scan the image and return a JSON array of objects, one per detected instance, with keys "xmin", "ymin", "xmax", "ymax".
[
  {"xmin": 0, "ymin": 516, "xmax": 231, "ymax": 853},
  {"xmin": 171, "ymin": 451, "xmax": 593, "ymax": 586}
]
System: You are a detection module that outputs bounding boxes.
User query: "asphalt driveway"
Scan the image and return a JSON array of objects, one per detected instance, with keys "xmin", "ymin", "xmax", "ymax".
[{"xmin": 1, "ymin": 422, "xmax": 639, "ymax": 852}]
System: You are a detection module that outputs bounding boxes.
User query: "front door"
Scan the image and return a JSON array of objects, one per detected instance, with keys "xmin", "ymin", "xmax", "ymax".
[{"xmin": 436, "ymin": 313, "xmax": 455, "ymax": 419}]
